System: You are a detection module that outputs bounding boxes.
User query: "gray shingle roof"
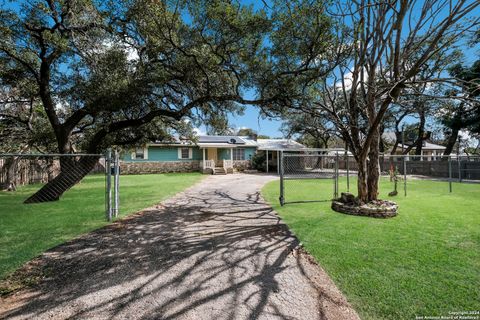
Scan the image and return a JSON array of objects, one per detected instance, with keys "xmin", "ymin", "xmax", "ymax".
[
  {"xmin": 198, "ymin": 135, "xmax": 246, "ymax": 145},
  {"xmin": 256, "ymin": 139, "xmax": 305, "ymax": 150}
]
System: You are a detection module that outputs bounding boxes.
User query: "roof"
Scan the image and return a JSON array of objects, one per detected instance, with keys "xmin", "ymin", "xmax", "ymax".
[
  {"xmin": 423, "ymin": 142, "xmax": 446, "ymax": 150},
  {"xmin": 147, "ymin": 135, "xmax": 307, "ymax": 150},
  {"xmin": 256, "ymin": 139, "xmax": 306, "ymax": 151},
  {"xmin": 197, "ymin": 135, "xmax": 246, "ymax": 145},
  {"xmin": 383, "ymin": 132, "xmax": 446, "ymax": 150},
  {"xmin": 397, "ymin": 142, "xmax": 446, "ymax": 150},
  {"xmin": 196, "ymin": 135, "xmax": 253, "ymax": 148},
  {"xmin": 237, "ymin": 136, "xmax": 259, "ymax": 146}
]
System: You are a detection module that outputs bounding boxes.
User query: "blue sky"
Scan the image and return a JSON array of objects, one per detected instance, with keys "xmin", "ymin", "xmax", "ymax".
[
  {"xmin": 207, "ymin": 0, "xmax": 480, "ymax": 137},
  {"xmin": 227, "ymin": 107, "xmax": 283, "ymax": 137},
  {"xmin": 1, "ymin": 0, "xmax": 283, "ymax": 137},
  {"xmin": 3, "ymin": 0, "xmax": 478, "ymax": 138}
]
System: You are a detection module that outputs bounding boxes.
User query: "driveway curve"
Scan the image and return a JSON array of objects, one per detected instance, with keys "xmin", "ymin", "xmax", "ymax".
[{"xmin": 0, "ymin": 174, "xmax": 359, "ymax": 320}]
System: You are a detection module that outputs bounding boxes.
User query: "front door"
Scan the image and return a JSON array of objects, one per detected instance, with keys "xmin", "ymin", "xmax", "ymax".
[{"xmin": 207, "ymin": 148, "xmax": 218, "ymax": 164}]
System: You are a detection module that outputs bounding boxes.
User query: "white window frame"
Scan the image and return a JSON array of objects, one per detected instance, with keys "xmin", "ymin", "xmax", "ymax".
[
  {"xmin": 233, "ymin": 148, "xmax": 245, "ymax": 160},
  {"xmin": 131, "ymin": 147, "xmax": 148, "ymax": 160},
  {"xmin": 178, "ymin": 147, "xmax": 193, "ymax": 160}
]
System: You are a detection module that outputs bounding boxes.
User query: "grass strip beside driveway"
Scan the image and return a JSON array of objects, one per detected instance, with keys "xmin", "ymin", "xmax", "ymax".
[
  {"xmin": 0, "ymin": 173, "xmax": 204, "ymax": 282},
  {"xmin": 262, "ymin": 177, "xmax": 480, "ymax": 320}
]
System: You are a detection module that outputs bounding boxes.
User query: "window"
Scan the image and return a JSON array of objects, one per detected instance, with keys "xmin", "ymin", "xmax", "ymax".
[
  {"xmin": 133, "ymin": 147, "xmax": 147, "ymax": 160},
  {"xmin": 233, "ymin": 148, "xmax": 245, "ymax": 160},
  {"xmin": 178, "ymin": 147, "xmax": 192, "ymax": 159}
]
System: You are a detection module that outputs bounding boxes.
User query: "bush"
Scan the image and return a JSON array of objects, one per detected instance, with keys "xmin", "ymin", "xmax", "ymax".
[{"xmin": 251, "ymin": 152, "xmax": 266, "ymax": 171}]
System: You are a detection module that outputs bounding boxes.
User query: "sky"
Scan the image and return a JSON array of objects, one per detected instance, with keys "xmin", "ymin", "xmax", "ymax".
[
  {"xmin": 3, "ymin": 0, "xmax": 479, "ymax": 139},
  {"xmin": 1, "ymin": 0, "xmax": 284, "ymax": 137}
]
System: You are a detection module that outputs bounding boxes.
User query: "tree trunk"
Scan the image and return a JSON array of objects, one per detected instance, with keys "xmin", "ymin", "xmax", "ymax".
[
  {"xmin": 357, "ymin": 156, "xmax": 368, "ymax": 203},
  {"xmin": 443, "ymin": 127, "xmax": 459, "ymax": 156},
  {"xmin": 2, "ymin": 157, "xmax": 19, "ymax": 191},
  {"xmin": 367, "ymin": 127, "xmax": 381, "ymax": 201},
  {"xmin": 24, "ymin": 156, "xmax": 100, "ymax": 203},
  {"xmin": 415, "ymin": 109, "xmax": 426, "ymax": 156}
]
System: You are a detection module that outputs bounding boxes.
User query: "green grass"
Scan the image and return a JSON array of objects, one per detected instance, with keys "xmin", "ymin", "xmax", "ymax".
[
  {"xmin": 262, "ymin": 177, "xmax": 480, "ymax": 320},
  {"xmin": 0, "ymin": 173, "xmax": 203, "ymax": 281}
]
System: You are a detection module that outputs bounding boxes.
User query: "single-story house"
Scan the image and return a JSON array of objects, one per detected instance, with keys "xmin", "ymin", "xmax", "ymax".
[
  {"xmin": 392, "ymin": 142, "xmax": 446, "ymax": 160},
  {"xmin": 382, "ymin": 132, "xmax": 447, "ymax": 160},
  {"xmin": 121, "ymin": 135, "xmax": 306, "ymax": 174}
]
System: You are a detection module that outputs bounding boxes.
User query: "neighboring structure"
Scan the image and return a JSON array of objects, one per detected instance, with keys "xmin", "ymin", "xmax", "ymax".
[
  {"xmin": 256, "ymin": 139, "xmax": 306, "ymax": 173},
  {"xmin": 382, "ymin": 132, "xmax": 447, "ymax": 160},
  {"xmin": 392, "ymin": 142, "xmax": 447, "ymax": 160},
  {"xmin": 122, "ymin": 135, "xmax": 306, "ymax": 174}
]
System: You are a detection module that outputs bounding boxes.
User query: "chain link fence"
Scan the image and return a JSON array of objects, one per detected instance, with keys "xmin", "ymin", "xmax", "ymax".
[
  {"xmin": 279, "ymin": 151, "xmax": 480, "ymax": 205},
  {"xmin": 0, "ymin": 151, "xmax": 120, "ymax": 221},
  {"xmin": 279, "ymin": 152, "xmax": 340, "ymax": 205}
]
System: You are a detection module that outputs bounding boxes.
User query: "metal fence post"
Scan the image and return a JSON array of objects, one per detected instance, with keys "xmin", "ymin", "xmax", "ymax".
[
  {"xmin": 345, "ymin": 151, "xmax": 350, "ymax": 192},
  {"xmin": 335, "ymin": 152, "xmax": 339, "ymax": 198},
  {"xmin": 279, "ymin": 151, "xmax": 284, "ymax": 206},
  {"xmin": 105, "ymin": 148, "xmax": 112, "ymax": 221},
  {"xmin": 458, "ymin": 156, "xmax": 462, "ymax": 182},
  {"xmin": 403, "ymin": 156, "xmax": 407, "ymax": 197},
  {"xmin": 113, "ymin": 150, "xmax": 120, "ymax": 218},
  {"xmin": 448, "ymin": 156, "xmax": 452, "ymax": 193}
]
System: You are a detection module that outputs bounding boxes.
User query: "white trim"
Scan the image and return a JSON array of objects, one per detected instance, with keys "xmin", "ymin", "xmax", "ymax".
[
  {"xmin": 132, "ymin": 147, "xmax": 148, "ymax": 160},
  {"xmin": 178, "ymin": 147, "xmax": 192, "ymax": 160},
  {"xmin": 203, "ymin": 148, "xmax": 206, "ymax": 168},
  {"xmin": 232, "ymin": 148, "xmax": 246, "ymax": 161}
]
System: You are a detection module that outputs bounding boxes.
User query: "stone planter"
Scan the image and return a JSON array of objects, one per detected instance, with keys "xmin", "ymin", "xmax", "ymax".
[
  {"xmin": 331, "ymin": 193, "xmax": 398, "ymax": 218},
  {"xmin": 120, "ymin": 161, "xmax": 200, "ymax": 174}
]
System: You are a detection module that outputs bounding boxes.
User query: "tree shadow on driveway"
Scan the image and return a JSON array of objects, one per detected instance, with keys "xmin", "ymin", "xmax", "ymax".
[{"xmin": 0, "ymin": 176, "xmax": 359, "ymax": 320}]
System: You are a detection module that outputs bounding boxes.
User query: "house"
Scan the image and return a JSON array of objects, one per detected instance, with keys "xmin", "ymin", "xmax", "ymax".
[
  {"xmin": 391, "ymin": 142, "xmax": 446, "ymax": 160},
  {"xmin": 382, "ymin": 132, "xmax": 447, "ymax": 160},
  {"xmin": 256, "ymin": 138, "xmax": 306, "ymax": 173},
  {"xmin": 122, "ymin": 135, "xmax": 306, "ymax": 174}
]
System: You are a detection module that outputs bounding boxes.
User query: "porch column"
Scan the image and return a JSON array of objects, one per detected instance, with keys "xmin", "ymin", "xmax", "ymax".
[
  {"xmin": 202, "ymin": 148, "xmax": 206, "ymax": 168},
  {"xmin": 420, "ymin": 149, "xmax": 423, "ymax": 161},
  {"xmin": 277, "ymin": 150, "xmax": 280, "ymax": 174},
  {"xmin": 266, "ymin": 150, "xmax": 269, "ymax": 173},
  {"xmin": 230, "ymin": 147, "xmax": 233, "ymax": 162}
]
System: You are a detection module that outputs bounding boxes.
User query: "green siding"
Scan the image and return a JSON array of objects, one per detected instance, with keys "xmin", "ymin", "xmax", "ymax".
[
  {"xmin": 123, "ymin": 145, "xmax": 256, "ymax": 162},
  {"xmin": 123, "ymin": 146, "xmax": 202, "ymax": 162},
  {"xmin": 245, "ymin": 147, "xmax": 256, "ymax": 160},
  {"xmin": 217, "ymin": 147, "xmax": 256, "ymax": 160},
  {"xmin": 218, "ymin": 148, "xmax": 231, "ymax": 160}
]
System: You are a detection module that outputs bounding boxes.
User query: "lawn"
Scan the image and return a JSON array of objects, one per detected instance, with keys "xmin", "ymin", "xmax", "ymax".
[
  {"xmin": 0, "ymin": 173, "xmax": 203, "ymax": 281},
  {"xmin": 262, "ymin": 177, "xmax": 480, "ymax": 320}
]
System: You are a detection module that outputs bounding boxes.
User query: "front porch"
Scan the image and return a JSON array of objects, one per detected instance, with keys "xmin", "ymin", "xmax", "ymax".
[{"xmin": 200, "ymin": 147, "xmax": 236, "ymax": 175}]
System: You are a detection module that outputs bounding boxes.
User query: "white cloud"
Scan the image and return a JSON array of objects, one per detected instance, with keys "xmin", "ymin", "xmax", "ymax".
[
  {"xmin": 193, "ymin": 127, "xmax": 205, "ymax": 136},
  {"xmin": 125, "ymin": 45, "xmax": 139, "ymax": 62}
]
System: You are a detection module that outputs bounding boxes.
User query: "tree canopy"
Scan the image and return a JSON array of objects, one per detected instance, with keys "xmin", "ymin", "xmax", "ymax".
[
  {"xmin": 1, "ymin": 0, "xmax": 479, "ymax": 204},
  {"xmin": 0, "ymin": 0, "xmax": 275, "ymax": 155}
]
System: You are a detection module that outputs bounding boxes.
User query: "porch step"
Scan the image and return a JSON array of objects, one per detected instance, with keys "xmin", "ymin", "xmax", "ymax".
[{"xmin": 213, "ymin": 167, "xmax": 227, "ymax": 175}]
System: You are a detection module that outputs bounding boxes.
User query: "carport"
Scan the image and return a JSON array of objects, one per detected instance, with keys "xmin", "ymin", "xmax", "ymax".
[{"xmin": 256, "ymin": 139, "xmax": 306, "ymax": 174}]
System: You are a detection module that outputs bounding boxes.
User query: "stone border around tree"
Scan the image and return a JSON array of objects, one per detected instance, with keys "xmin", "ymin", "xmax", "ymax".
[{"xmin": 331, "ymin": 199, "xmax": 398, "ymax": 218}]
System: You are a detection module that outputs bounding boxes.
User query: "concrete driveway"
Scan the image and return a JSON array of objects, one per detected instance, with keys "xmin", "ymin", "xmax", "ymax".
[{"xmin": 0, "ymin": 174, "xmax": 359, "ymax": 320}]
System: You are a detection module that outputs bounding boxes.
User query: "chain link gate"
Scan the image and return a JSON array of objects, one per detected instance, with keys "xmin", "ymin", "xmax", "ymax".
[
  {"xmin": 279, "ymin": 151, "xmax": 340, "ymax": 205},
  {"xmin": 0, "ymin": 150, "xmax": 119, "ymax": 221}
]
